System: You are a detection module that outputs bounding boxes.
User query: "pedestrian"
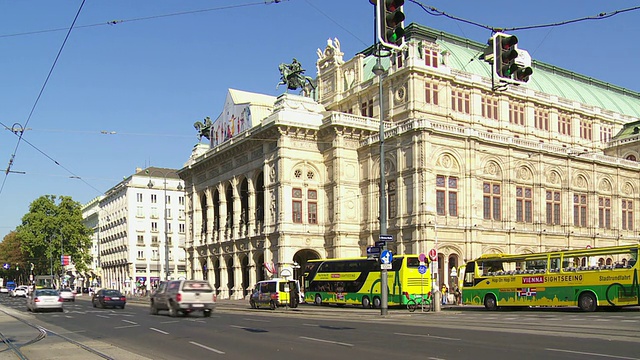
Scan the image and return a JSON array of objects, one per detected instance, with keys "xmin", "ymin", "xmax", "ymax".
[
  {"xmin": 441, "ymin": 284, "xmax": 448, "ymax": 305},
  {"xmin": 453, "ymin": 285, "xmax": 461, "ymax": 305}
]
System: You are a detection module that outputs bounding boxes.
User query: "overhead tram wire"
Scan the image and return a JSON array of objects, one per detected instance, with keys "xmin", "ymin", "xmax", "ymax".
[
  {"xmin": 0, "ymin": 121, "xmax": 104, "ymax": 196},
  {"xmin": 2, "ymin": 0, "xmax": 87, "ymax": 195},
  {"xmin": 408, "ymin": 0, "xmax": 640, "ymax": 32},
  {"xmin": 0, "ymin": 1, "xmax": 278, "ymax": 39}
]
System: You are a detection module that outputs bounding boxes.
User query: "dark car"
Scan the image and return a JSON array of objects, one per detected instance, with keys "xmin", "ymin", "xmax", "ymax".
[{"xmin": 92, "ymin": 289, "xmax": 126, "ymax": 309}]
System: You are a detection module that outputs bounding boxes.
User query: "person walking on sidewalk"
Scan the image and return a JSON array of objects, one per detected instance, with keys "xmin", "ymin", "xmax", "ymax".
[{"xmin": 441, "ymin": 284, "xmax": 448, "ymax": 305}]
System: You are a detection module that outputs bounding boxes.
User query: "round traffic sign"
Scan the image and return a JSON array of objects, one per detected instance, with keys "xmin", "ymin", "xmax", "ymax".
[
  {"xmin": 419, "ymin": 253, "xmax": 426, "ymax": 263},
  {"xmin": 418, "ymin": 265, "xmax": 427, "ymax": 274},
  {"xmin": 428, "ymin": 248, "xmax": 437, "ymax": 261}
]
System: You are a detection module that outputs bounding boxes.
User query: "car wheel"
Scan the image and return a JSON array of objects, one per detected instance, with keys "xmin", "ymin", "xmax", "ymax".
[
  {"xmin": 484, "ymin": 294, "xmax": 498, "ymax": 311},
  {"xmin": 168, "ymin": 301, "xmax": 177, "ymax": 317},
  {"xmin": 372, "ymin": 296, "xmax": 381, "ymax": 309},
  {"xmin": 314, "ymin": 294, "xmax": 322, "ymax": 306},
  {"xmin": 203, "ymin": 309, "xmax": 212, "ymax": 318},
  {"xmin": 578, "ymin": 292, "xmax": 597, "ymax": 312}
]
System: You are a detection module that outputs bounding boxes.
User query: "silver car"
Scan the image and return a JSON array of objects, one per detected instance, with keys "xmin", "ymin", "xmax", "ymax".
[
  {"xmin": 27, "ymin": 289, "xmax": 63, "ymax": 312},
  {"xmin": 10, "ymin": 286, "xmax": 28, "ymax": 297},
  {"xmin": 59, "ymin": 288, "xmax": 76, "ymax": 302}
]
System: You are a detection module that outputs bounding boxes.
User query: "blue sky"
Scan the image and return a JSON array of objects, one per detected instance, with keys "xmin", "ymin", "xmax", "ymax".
[{"xmin": 0, "ymin": 0, "xmax": 638, "ymax": 239}]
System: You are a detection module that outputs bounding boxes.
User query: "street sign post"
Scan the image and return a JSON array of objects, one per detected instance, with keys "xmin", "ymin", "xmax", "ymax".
[
  {"xmin": 428, "ymin": 248, "xmax": 437, "ymax": 261},
  {"xmin": 379, "ymin": 234, "xmax": 394, "ymax": 242},
  {"xmin": 367, "ymin": 246, "xmax": 381, "ymax": 255}
]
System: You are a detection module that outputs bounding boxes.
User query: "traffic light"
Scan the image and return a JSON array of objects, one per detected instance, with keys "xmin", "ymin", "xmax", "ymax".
[
  {"xmin": 491, "ymin": 32, "xmax": 534, "ymax": 85},
  {"xmin": 493, "ymin": 32, "xmax": 518, "ymax": 80},
  {"xmin": 376, "ymin": 0, "xmax": 406, "ymax": 50}
]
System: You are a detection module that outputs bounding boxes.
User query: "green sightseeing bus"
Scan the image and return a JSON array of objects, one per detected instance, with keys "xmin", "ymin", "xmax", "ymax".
[
  {"xmin": 303, "ymin": 255, "xmax": 430, "ymax": 308},
  {"xmin": 462, "ymin": 244, "xmax": 639, "ymax": 312}
]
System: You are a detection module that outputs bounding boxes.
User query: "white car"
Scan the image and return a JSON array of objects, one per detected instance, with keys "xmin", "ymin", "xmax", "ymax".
[
  {"xmin": 10, "ymin": 286, "xmax": 28, "ymax": 297},
  {"xmin": 0, "ymin": 287, "xmax": 8, "ymax": 294},
  {"xmin": 59, "ymin": 288, "xmax": 75, "ymax": 302},
  {"xmin": 27, "ymin": 289, "xmax": 63, "ymax": 313}
]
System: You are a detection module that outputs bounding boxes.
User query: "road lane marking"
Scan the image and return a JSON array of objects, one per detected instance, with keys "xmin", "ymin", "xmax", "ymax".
[
  {"xmin": 160, "ymin": 320, "xmax": 180, "ymax": 324},
  {"xmin": 243, "ymin": 318, "xmax": 270, "ymax": 322},
  {"xmin": 190, "ymin": 341, "xmax": 225, "ymax": 354},
  {"xmin": 122, "ymin": 320, "xmax": 137, "ymax": 325},
  {"xmin": 395, "ymin": 332, "xmax": 460, "ymax": 341},
  {"xmin": 114, "ymin": 325, "xmax": 140, "ymax": 329},
  {"xmin": 150, "ymin": 327, "xmax": 169, "ymax": 335},
  {"xmin": 546, "ymin": 348, "xmax": 639, "ymax": 360},
  {"xmin": 96, "ymin": 315, "xmax": 109, "ymax": 318},
  {"xmin": 299, "ymin": 336, "xmax": 354, "ymax": 347}
]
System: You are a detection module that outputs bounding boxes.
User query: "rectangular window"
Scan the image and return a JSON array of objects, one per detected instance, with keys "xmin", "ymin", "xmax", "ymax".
[
  {"xmin": 137, "ymin": 250, "xmax": 145, "ymax": 259},
  {"xmin": 579, "ymin": 119, "xmax": 593, "ymax": 140},
  {"xmin": 151, "ymin": 194, "xmax": 157, "ymax": 204},
  {"xmin": 388, "ymin": 180, "xmax": 397, "ymax": 219},
  {"xmin": 179, "ymin": 209, "xmax": 185, "ymax": 219},
  {"xmin": 136, "ymin": 206, "xmax": 144, "ymax": 218},
  {"xmin": 573, "ymin": 193, "xmax": 588, "ymax": 227},
  {"xmin": 396, "ymin": 51, "xmax": 403, "ymax": 68},
  {"xmin": 151, "ymin": 222, "xmax": 158, "ymax": 232},
  {"xmin": 166, "ymin": 208, "xmax": 172, "ymax": 219},
  {"xmin": 481, "ymin": 95, "xmax": 499, "ymax": 120},
  {"xmin": 425, "ymin": 82, "xmax": 439, "ymax": 105},
  {"xmin": 451, "ymin": 89, "xmax": 470, "ymax": 114},
  {"xmin": 179, "ymin": 223, "xmax": 185, "ymax": 233},
  {"xmin": 546, "ymin": 190, "xmax": 561, "ymax": 225},
  {"xmin": 424, "ymin": 48, "xmax": 438, "ymax": 68},
  {"xmin": 308, "ymin": 189, "xmax": 317, "ymax": 224},
  {"xmin": 152, "ymin": 249, "xmax": 159, "ymax": 260},
  {"xmin": 137, "ymin": 193, "xmax": 143, "ymax": 202},
  {"xmin": 622, "ymin": 199, "xmax": 634, "ymax": 230},
  {"xmin": 436, "ymin": 175, "xmax": 458, "ymax": 216},
  {"xmin": 600, "ymin": 126, "xmax": 612, "ymax": 143},
  {"xmin": 292, "ymin": 188, "xmax": 302, "ymax": 223},
  {"xmin": 598, "ymin": 197, "xmax": 611, "ymax": 229},
  {"xmin": 516, "ymin": 186, "xmax": 533, "ymax": 223},
  {"xmin": 483, "ymin": 182, "xmax": 501, "ymax": 220},
  {"xmin": 534, "ymin": 108, "xmax": 549, "ymax": 131},
  {"xmin": 179, "ymin": 196, "xmax": 185, "ymax": 206},
  {"xmin": 151, "ymin": 235, "xmax": 158, "ymax": 245},
  {"xmin": 151, "ymin": 207, "xmax": 158, "ymax": 219},
  {"xmin": 558, "ymin": 113, "xmax": 571, "ymax": 136},
  {"xmin": 137, "ymin": 235, "xmax": 144, "ymax": 245},
  {"xmin": 166, "ymin": 195, "xmax": 171, "ymax": 205},
  {"xmin": 509, "ymin": 102, "xmax": 525, "ymax": 126}
]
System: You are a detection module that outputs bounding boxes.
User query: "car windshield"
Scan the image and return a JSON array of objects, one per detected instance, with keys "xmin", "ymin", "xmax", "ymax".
[
  {"xmin": 37, "ymin": 290, "xmax": 58, "ymax": 296},
  {"xmin": 104, "ymin": 290, "xmax": 122, "ymax": 296},
  {"xmin": 61, "ymin": 288, "xmax": 72, "ymax": 292}
]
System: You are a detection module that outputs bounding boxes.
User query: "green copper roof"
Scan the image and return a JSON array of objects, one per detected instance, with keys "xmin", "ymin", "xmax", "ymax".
[{"xmin": 406, "ymin": 24, "xmax": 640, "ymax": 118}]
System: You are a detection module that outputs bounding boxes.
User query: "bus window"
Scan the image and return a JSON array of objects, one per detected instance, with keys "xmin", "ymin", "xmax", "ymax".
[
  {"xmin": 463, "ymin": 262, "xmax": 475, "ymax": 287},
  {"xmin": 550, "ymin": 256, "xmax": 561, "ymax": 272}
]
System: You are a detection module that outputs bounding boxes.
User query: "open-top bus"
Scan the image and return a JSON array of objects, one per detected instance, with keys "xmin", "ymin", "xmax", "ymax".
[
  {"xmin": 304, "ymin": 255, "xmax": 430, "ymax": 308},
  {"xmin": 462, "ymin": 244, "xmax": 639, "ymax": 311}
]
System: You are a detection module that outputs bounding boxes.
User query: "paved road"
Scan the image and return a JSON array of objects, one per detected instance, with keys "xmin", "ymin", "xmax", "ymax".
[{"xmin": 1, "ymin": 294, "xmax": 638, "ymax": 359}]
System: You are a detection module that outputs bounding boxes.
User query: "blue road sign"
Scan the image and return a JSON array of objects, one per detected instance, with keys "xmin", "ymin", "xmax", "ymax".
[
  {"xmin": 418, "ymin": 265, "xmax": 427, "ymax": 274},
  {"xmin": 380, "ymin": 250, "xmax": 393, "ymax": 264},
  {"xmin": 2, "ymin": 263, "xmax": 9, "ymax": 270},
  {"xmin": 375, "ymin": 241, "xmax": 386, "ymax": 248},
  {"xmin": 367, "ymin": 246, "xmax": 381, "ymax": 255},
  {"xmin": 379, "ymin": 234, "xmax": 394, "ymax": 242}
]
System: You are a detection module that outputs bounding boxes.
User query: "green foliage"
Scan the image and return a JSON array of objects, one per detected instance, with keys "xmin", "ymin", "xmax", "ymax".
[
  {"xmin": 16, "ymin": 195, "xmax": 93, "ymax": 276},
  {"xmin": 0, "ymin": 231, "xmax": 28, "ymax": 281}
]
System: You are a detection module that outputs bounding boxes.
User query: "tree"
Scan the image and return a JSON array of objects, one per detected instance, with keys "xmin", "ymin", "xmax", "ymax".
[
  {"xmin": 0, "ymin": 231, "xmax": 29, "ymax": 283},
  {"xmin": 16, "ymin": 195, "xmax": 92, "ymax": 279}
]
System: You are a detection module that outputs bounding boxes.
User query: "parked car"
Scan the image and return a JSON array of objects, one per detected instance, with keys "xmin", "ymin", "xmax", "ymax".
[
  {"xmin": 0, "ymin": 287, "xmax": 8, "ymax": 294},
  {"xmin": 10, "ymin": 285, "xmax": 29, "ymax": 298},
  {"xmin": 149, "ymin": 280, "xmax": 216, "ymax": 317},
  {"xmin": 59, "ymin": 288, "xmax": 75, "ymax": 302},
  {"xmin": 27, "ymin": 289, "xmax": 63, "ymax": 312},
  {"xmin": 92, "ymin": 289, "xmax": 126, "ymax": 309}
]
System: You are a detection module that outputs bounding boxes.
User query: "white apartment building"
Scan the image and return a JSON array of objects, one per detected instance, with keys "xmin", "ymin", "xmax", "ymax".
[
  {"xmin": 179, "ymin": 24, "xmax": 640, "ymax": 299},
  {"xmin": 83, "ymin": 167, "xmax": 187, "ymax": 293}
]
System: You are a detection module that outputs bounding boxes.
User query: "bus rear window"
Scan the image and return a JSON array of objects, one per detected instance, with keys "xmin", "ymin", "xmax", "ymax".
[{"xmin": 406, "ymin": 258, "xmax": 421, "ymax": 267}]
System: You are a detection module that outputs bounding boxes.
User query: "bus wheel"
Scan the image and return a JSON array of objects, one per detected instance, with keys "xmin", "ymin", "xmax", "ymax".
[
  {"xmin": 578, "ymin": 292, "xmax": 597, "ymax": 312},
  {"xmin": 362, "ymin": 296, "xmax": 371, "ymax": 309},
  {"xmin": 372, "ymin": 296, "xmax": 381, "ymax": 309},
  {"xmin": 484, "ymin": 294, "xmax": 497, "ymax": 311},
  {"xmin": 314, "ymin": 294, "xmax": 322, "ymax": 306}
]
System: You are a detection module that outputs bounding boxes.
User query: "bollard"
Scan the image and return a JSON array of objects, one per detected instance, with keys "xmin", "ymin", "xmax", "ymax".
[{"xmin": 433, "ymin": 290, "xmax": 442, "ymax": 312}]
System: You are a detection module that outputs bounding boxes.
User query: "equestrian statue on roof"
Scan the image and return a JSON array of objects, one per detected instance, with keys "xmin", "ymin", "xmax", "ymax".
[{"xmin": 277, "ymin": 58, "xmax": 316, "ymax": 92}]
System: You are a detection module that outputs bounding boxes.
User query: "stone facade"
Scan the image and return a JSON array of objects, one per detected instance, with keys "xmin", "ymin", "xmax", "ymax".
[{"xmin": 180, "ymin": 25, "xmax": 640, "ymax": 299}]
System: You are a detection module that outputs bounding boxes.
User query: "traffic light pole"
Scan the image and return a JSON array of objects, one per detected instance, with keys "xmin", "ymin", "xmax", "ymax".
[{"xmin": 371, "ymin": 43, "xmax": 388, "ymax": 316}]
